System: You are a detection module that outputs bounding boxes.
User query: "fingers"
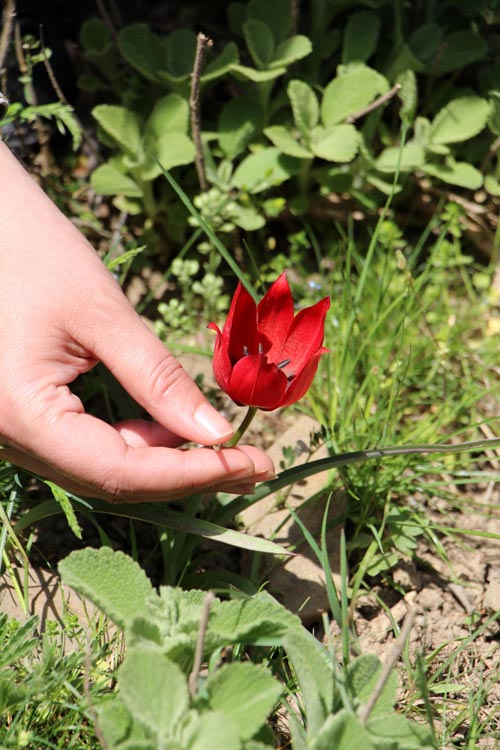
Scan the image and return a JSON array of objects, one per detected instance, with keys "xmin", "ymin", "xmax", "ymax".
[
  {"xmin": 71, "ymin": 287, "xmax": 235, "ymax": 446},
  {"xmin": 4, "ymin": 410, "xmax": 275, "ymax": 502}
]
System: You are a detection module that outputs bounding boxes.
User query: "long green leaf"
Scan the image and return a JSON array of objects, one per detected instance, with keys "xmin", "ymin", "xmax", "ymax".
[
  {"xmin": 153, "ymin": 157, "xmax": 258, "ymax": 301},
  {"xmin": 13, "ymin": 498, "xmax": 289, "ymax": 556},
  {"xmin": 216, "ymin": 435, "xmax": 500, "ymax": 523}
]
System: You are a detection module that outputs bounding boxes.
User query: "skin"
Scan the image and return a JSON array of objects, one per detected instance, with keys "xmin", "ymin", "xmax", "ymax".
[{"xmin": 0, "ymin": 142, "xmax": 275, "ymax": 502}]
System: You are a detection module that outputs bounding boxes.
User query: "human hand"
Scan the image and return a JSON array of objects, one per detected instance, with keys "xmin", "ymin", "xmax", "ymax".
[{"xmin": 0, "ymin": 142, "xmax": 275, "ymax": 501}]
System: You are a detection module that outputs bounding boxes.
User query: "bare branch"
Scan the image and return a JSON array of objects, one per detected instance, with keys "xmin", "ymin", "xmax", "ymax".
[
  {"xmin": 188, "ymin": 591, "xmax": 215, "ymax": 698},
  {"xmin": 190, "ymin": 32, "xmax": 212, "ymax": 192},
  {"xmin": 345, "ymin": 83, "xmax": 402, "ymax": 124},
  {"xmin": 358, "ymin": 606, "xmax": 417, "ymax": 724}
]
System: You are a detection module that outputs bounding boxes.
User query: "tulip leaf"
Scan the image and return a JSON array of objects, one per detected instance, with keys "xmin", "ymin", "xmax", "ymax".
[{"xmin": 16, "ymin": 497, "xmax": 290, "ymax": 556}]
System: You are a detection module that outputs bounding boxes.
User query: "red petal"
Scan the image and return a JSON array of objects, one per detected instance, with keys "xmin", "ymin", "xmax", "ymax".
[
  {"xmin": 256, "ymin": 272, "xmax": 295, "ymax": 360},
  {"xmin": 280, "ymin": 296, "xmax": 330, "ymax": 375},
  {"xmin": 223, "ymin": 283, "xmax": 259, "ymax": 363},
  {"xmin": 228, "ymin": 355, "xmax": 288, "ymax": 410},
  {"xmin": 207, "ymin": 322, "xmax": 232, "ymax": 392},
  {"xmin": 280, "ymin": 348, "xmax": 328, "ymax": 407}
]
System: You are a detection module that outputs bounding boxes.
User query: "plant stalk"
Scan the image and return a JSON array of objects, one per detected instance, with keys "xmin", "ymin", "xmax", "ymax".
[{"xmin": 226, "ymin": 406, "xmax": 258, "ymax": 447}]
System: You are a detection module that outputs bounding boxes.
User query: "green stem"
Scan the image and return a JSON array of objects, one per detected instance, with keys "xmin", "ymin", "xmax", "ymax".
[{"xmin": 226, "ymin": 406, "xmax": 258, "ymax": 447}]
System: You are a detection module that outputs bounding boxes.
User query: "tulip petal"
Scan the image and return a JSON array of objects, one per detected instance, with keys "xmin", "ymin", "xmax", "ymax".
[
  {"xmin": 280, "ymin": 348, "xmax": 328, "ymax": 407},
  {"xmin": 223, "ymin": 283, "xmax": 260, "ymax": 363},
  {"xmin": 207, "ymin": 322, "xmax": 232, "ymax": 392},
  {"xmin": 256, "ymin": 272, "xmax": 296, "ymax": 360},
  {"xmin": 229, "ymin": 355, "xmax": 288, "ymax": 410},
  {"xmin": 280, "ymin": 296, "xmax": 330, "ymax": 374}
]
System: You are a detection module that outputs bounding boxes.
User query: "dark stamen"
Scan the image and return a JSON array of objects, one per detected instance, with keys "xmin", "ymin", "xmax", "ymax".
[
  {"xmin": 258, "ymin": 342, "xmax": 264, "ymax": 354},
  {"xmin": 277, "ymin": 358, "xmax": 291, "ymax": 369},
  {"xmin": 243, "ymin": 346, "xmax": 249, "ymax": 356}
]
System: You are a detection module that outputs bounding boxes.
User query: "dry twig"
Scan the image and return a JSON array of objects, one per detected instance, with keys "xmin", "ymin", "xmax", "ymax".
[
  {"xmin": 190, "ymin": 32, "xmax": 212, "ymax": 192},
  {"xmin": 188, "ymin": 591, "xmax": 214, "ymax": 698},
  {"xmin": 346, "ymin": 83, "xmax": 402, "ymax": 124},
  {"xmin": 358, "ymin": 606, "xmax": 417, "ymax": 724}
]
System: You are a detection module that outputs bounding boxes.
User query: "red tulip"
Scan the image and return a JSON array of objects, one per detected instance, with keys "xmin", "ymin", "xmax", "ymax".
[{"xmin": 208, "ymin": 273, "xmax": 330, "ymax": 411}]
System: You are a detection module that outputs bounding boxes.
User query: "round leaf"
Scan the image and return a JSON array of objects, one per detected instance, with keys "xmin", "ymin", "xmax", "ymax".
[
  {"xmin": 232, "ymin": 147, "xmax": 300, "ymax": 192},
  {"xmin": 311, "ymin": 125, "xmax": 361, "ymax": 163},
  {"xmin": 321, "ymin": 66, "xmax": 389, "ymax": 125},
  {"xmin": 430, "ymin": 97, "xmax": 490, "ymax": 145}
]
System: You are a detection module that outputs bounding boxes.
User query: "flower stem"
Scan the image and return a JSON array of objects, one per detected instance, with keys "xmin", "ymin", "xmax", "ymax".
[{"xmin": 226, "ymin": 406, "xmax": 258, "ymax": 447}]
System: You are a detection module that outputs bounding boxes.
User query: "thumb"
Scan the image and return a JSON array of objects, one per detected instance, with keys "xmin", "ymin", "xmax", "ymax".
[{"xmin": 77, "ymin": 287, "xmax": 233, "ymax": 445}]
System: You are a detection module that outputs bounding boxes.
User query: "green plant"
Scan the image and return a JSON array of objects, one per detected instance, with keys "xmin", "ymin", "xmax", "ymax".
[
  {"xmin": 77, "ymin": 0, "xmax": 499, "ymax": 263},
  {"xmin": 58, "ymin": 546, "xmax": 436, "ymax": 750}
]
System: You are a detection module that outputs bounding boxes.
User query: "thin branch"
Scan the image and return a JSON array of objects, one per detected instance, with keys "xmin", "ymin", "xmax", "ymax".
[
  {"xmin": 0, "ymin": 0, "xmax": 16, "ymax": 76},
  {"xmin": 188, "ymin": 591, "xmax": 214, "ymax": 698},
  {"xmin": 345, "ymin": 83, "xmax": 402, "ymax": 124},
  {"xmin": 190, "ymin": 32, "xmax": 212, "ymax": 192},
  {"xmin": 289, "ymin": 0, "xmax": 300, "ymax": 36},
  {"xmin": 39, "ymin": 25, "xmax": 69, "ymax": 105},
  {"xmin": 95, "ymin": 0, "xmax": 118, "ymax": 42},
  {"xmin": 358, "ymin": 606, "xmax": 417, "ymax": 724},
  {"xmin": 14, "ymin": 21, "xmax": 51, "ymax": 171}
]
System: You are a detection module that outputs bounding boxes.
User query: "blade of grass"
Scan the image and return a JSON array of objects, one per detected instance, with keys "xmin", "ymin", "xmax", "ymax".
[{"xmin": 154, "ymin": 157, "xmax": 258, "ymax": 301}]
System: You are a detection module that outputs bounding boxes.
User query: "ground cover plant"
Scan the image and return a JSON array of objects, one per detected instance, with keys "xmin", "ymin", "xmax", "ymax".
[{"xmin": 1, "ymin": 0, "xmax": 500, "ymax": 748}]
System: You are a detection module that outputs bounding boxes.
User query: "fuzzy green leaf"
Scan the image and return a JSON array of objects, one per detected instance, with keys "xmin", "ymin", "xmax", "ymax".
[
  {"xmin": 437, "ymin": 31, "xmax": 487, "ymax": 75},
  {"xmin": 408, "ymin": 23, "xmax": 442, "ymax": 65},
  {"xmin": 145, "ymin": 94, "xmax": 189, "ymax": 138},
  {"xmin": 141, "ymin": 132, "xmax": 195, "ymax": 179},
  {"xmin": 310, "ymin": 709, "xmax": 373, "ymax": 750},
  {"xmin": 367, "ymin": 713, "xmax": 434, "ymax": 747},
  {"xmin": 488, "ymin": 91, "xmax": 500, "ymax": 137},
  {"xmin": 118, "ymin": 647, "xmax": 188, "ymax": 740},
  {"xmin": 59, "ymin": 547, "xmax": 154, "ymax": 629},
  {"xmin": 247, "ymin": 0, "xmax": 291, "ymax": 42},
  {"xmin": 342, "ymin": 11, "xmax": 380, "ymax": 64},
  {"xmin": 284, "ymin": 630, "xmax": 333, "ymax": 736},
  {"xmin": 243, "ymin": 19, "xmax": 275, "ymax": 69},
  {"xmin": 80, "ymin": 18, "xmax": 111, "ymax": 52},
  {"xmin": 485, "ymin": 175, "xmax": 500, "ymax": 197},
  {"xmin": 271, "ymin": 35, "xmax": 312, "ymax": 69},
  {"xmin": 165, "ymin": 28, "xmax": 197, "ymax": 80},
  {"xmin": 322, "ymin": 66, "xmax": 389, "ymax": 125},
  {"xmin": 311, "ymin": 124, "xmax": 361, "ymax": 162},
  {"xmin": 118, "ymin": 24, "xmax": 164, "ymax": 83},
  {"xmin": 430, "ymin": 96, "xmax": 489, "ymax": 145},
  {"xmin": 205, "ymin": 662, "xmax": 282, "ymax": 741},
  {"xmin": 93, "ymin": 104, "xmax": 143, "ymax": 158},
  {"xmin": 230, "ymin": 64, "xmax": 285, "ymax": 82},
  {"xmin": 375, "ymin": 143, "xmax": 425, "ymax": 172},
  {"xmin": 232, "ymin": 147, "xmax": 300, "ymax": 192},
  {"xmin": 183, "ymin": 711, "xmax": 241, "ymax": 750},
  {"xmin": 424, "ymin": 160, "xmax": 483, "ymax": 189},
  {"xmin": 264, "ymin": 125, "xmax": 313, "ymax": 158},
  {"xmin": 397, "ymin": 69, "xmax": 418, "ymax": 125},
  {"xmin": 288, "ymin": 79, "xmax": 319, "ymax": 135},
  {"xmin": 218, "ymin": 97, "xmax": 264, "ymax": 159},
  {"xmin": 90, "ymin": 163, "xmax": 142, "ymax": 197},
  {"xmin": 202, "ymin": 42, "xmax": 239, "ymax": 81}
]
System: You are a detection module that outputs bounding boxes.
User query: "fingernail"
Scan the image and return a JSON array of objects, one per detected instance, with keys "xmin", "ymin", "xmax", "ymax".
[{"xmin": 195, "ymin": 403, "xmax": 234, "ymax": 442}]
